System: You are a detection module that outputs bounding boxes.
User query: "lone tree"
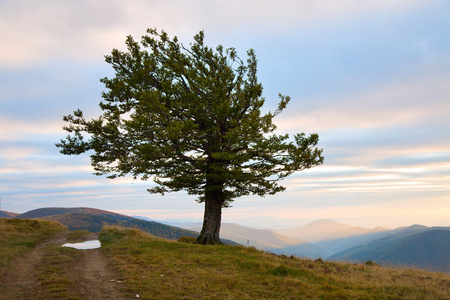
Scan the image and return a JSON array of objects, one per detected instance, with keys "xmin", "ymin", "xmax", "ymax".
[{"xmin": 56, "ymin": 29, "xmax": 324, "ymax": 244}]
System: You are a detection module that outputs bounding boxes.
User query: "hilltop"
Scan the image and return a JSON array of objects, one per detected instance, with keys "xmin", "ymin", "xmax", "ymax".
[
  {"xmin": 0, "ymin": 210, "xmax": 19, "ymax": 218},
  {"xmin": 7, "ymin": 207, "xmax": 199, "ymax": 241},
  {"xmin": 187, "ymin": 222, "xmax": 325, "ymax": 258},
  {"xmin": 3, "ymin": 208, "xmax": 449, "ymax": 273},
  {"xmin": 4, "ymin": 207, "xmax": 238, "ymax": 245},
  {"xmin": 166, "ymin": 217, "xmax": 450, "ymax": 273},
  {"xmin": 13, "ymin": 207, "xmax": 127, "ymax": 219},
  {"xmin": 1, "ymin": 220, "xmax": 449, "ymax": 299}
]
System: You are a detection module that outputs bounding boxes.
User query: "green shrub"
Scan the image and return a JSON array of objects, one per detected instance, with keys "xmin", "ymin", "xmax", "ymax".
[
  {"xmin": 364, "ymin": 260, "xmax": 378, "ymax": 266},
  {"xmin": 178, "ymin": 236, "xmax": 198, "ymax": 244}
]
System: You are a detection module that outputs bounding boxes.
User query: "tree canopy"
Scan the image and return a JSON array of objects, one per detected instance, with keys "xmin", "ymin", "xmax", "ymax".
[{"xmin": 56, "ymin": 28, "xmax": 324, "ymax": 244}]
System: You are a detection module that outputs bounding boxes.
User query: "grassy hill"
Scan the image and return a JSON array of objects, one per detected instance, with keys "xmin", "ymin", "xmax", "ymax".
[
  {"xmin": 187, "ymin": 222, "xmax": 318, "ymax": 251},
  {"xmin": 12, "ymin": 207, "xmax": 242, "ymax": 244},
  {"xmin": 41, "ymin": 212, "xmax": 199, "ymax": 240},
  {"xmin": 330, "ymin": 227, "xmax": 450, "ymax": 273},
  {"xmin": 1, "ymin": 219, "xmax": 449, "ymax": 298},
  {"xmin": 7, "ymin": 208, "xmax": 450, "ymax": 273},
  {"xmin": 99, "ymin": 226, "xmax": 450, "ymax": 299},
  {"xmin": 13, "ymin": 207, "xmax": 199, "ymax": 241},
  {"xmin": 0, "ymin": 218, "xmax": 66, "ymax": 276}
]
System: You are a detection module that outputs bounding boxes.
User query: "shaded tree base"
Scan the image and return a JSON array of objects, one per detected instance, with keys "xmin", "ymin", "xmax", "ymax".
[{"xmin": 196, "ymin": 234, "xmax": 223, "ymax": 245}]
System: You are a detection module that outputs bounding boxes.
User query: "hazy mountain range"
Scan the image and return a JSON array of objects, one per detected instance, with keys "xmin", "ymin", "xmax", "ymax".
[
  {"xmin": 275, "ymin": 219, "xmax": 388, "ymax": 243},
  {"xmin": 3, "ymin": 207, "xmax": 199, "ymax": 241},
  {"xmin": 1, "ymin": 208, "xmax": 448, "ymax": 273},
  {"xmin": 158, "ymin": 218, "xmax": 450, "ymax": 273}
]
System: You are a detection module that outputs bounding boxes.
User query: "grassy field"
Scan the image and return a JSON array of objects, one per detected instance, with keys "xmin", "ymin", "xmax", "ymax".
[
  {"xmin": 0, "ymin": 218, "xmax": 66, "ymax": 276},
  {"xmin": 36, "ymin": 246, "xmax": 82, "ymax": 299},
  {"xmin": 1, "ymin": 219, "xmax": 449, "ymax": 299},
  {"xmin": 99, "ymin": 226, "xmax": 450, "ymax": 299}
]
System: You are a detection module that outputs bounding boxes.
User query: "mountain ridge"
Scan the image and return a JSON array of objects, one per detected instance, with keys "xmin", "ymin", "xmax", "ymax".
[
  {"xmin": 0, "ymin": 210, "xmax": 19, "ymax": 218},
  {"xmin": 329, "ymin": 227, "xmax": 450, "ymax": 273},
  {"xmin": 6, "ymin": 207, "xmax": 199, "ymax": 241},
  {"xmin": 275, "ymin": 219, "xmax": 389, "ymax": 243},
  {"xmin": 3, "ymin": 208, "xmax": 448, "ymax": 272},
  {"xmin": 15, "ymin": 207, "xmax": 130, "ymax": 219}
]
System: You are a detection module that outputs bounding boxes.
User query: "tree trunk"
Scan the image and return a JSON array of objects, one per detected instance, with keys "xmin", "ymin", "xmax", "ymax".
[
  {"xmin": 197, "ymin": 154, "xmax": 226, "ymax": 245},
  {"xmin": 197, "ymin": 190, "xmax": 224, "ymax": 245}
]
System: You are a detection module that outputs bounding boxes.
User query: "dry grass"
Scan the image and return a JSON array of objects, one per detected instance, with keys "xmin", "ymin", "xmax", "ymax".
[
  {"xmin": 36, "ymin": 246, "xmax": 81, "ymax": 299},
  {"xmin": 99, "ymin": 226, "xmax": 450, "ymax": 299},
  {"xmin": 0, "ymin": 218, "xmax": 66, "ymax": 276}
]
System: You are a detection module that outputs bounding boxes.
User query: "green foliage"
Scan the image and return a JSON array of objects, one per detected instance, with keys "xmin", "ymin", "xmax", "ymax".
[
  {"xmin": 365, "ymin": 260, "xmax": 378, "ymax": 266},
  {"xmin": 56, "ymin": 28, "xmax": 324, "ymax": 209},
  {"xmin": 99, "ymin": 226, "xmax": 450, "ymax": 299}
]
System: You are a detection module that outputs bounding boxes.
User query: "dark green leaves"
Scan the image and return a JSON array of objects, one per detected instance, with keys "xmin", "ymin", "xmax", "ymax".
[{"xmin": 56, "ymin": 28, "xmax": 324, "ymax": 207}]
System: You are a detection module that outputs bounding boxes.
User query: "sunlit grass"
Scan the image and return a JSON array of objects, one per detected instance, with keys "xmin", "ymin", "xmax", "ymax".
[{"xmin": 100, "ymin": 226, "xmax": 450, "ymax": 299}]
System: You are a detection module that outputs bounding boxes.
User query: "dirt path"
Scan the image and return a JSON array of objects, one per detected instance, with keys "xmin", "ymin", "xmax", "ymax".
[
  {"xmin": 0, "ymin": 233, "xmax": 128, "ymax": 299},
  {"xmin": 67, "ymin": 248, "xmax": 125, "ymax": 299},
  {"xmin": 0, "ymin": 243, "xmax": 48, "ymax": 299}
]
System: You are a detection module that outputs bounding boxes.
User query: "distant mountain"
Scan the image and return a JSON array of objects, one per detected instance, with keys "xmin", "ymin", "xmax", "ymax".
[
  {"xmin": 221, "ymin": 216, "xmax": 315, "ymax": 230},
  {"xmin": 186, "ymin": 222, "xmax": 323, "ymax": 257},
  {"xmin": 314, "ymin": 225, "xmax": 429, "ymax": 257},
  {"xmin": 220, "ymin": 223, "xmax": 305, "ymax": 249},
  {"xmin": 316, "ymin": 229, "xmax": 398, "ymax": 257},
  {"xmin": 269, "ymin": 242, "xmax": 327, "ymax": 259},
  {"xmin": 13, "ymin": 207, "xmax": 199, "ymax": 241},
  {"xmin": 329, "ymin": 226, "xmax": 450, "ymax": 273},
  {"xmin": 16, "ymin": 207, "xmax": 129, "ymax": 219},
  {"xmin": 0, "ymin": 210, "xmax": 19, "ymax": 218},
  {"xmin": 270, "ymin": 225, "xmax": 413, "ymax": 260},
  {"xmin": 132, "ymin": 216, "xmax": 154, "ymax": 222},
  {"xmin": 276, "ymin": 219, "xmax": 388, "ymax": 243}
]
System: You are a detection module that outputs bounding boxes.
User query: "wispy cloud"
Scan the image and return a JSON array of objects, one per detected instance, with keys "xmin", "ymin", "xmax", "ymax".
[
  {"xmin": 0, "ymin": 0, "xmax": 449, "ymax": 228},
  {"xmin": 0, "ymin": 0, "xmax": 429, "ymax": 66},
  {"xmin": 278, "ymin": 69, "xmax": 450, "ymax": 133}
]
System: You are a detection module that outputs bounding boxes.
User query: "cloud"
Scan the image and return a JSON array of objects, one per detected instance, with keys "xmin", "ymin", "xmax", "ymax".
[
  {"xmin": 0, "ymin": 0, "xmax": 429, "ymax": 67},
  {"xmin": 0, "ymin": 118, "xmax": 61, "ymax": 141},
  {"xmin": 274, "ymin": 67, "xmax": 450, "ymax": 137},
  {"xmin": 0, "ymin": 0, "xmax": 449, "ymax": 228},
  {"xmin": 223, "ymin": 190, "xmax": 450, "ymax": 228}
]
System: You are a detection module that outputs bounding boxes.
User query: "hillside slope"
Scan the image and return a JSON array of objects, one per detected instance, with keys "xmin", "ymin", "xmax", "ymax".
[
  {"xmin": 15, "ymin": 207, "xmax": 129, "ymax": 219},
  {"xmin": 13, "ymin": 207, "xmax": 199, "ymax": 241},
  {"xmin": 316, "ymin": 228, "xmax": 408, "ymax": 257},
  {"xmin": 276, "ymin": 219, "xmax": 388, "ymax": 243},
  {"xmin": 330, "ymin": 227, "xmax": 450, "ymax": 273},
  {"xmin": 187, "ymin": 222, "xmax": 314, "ymax": 251},
  {"xmin": 0, "ymin": 211, "xmax": 19, "ymax": 218},
  {"xmin": 216, "ymin": 223, "xmax": 304, "ymax": 249},
  {"xmin": 97, "ymin": 226, "xmax": 450, "ymax": 299},
  {"xmin": 43, "ymin": 212, "xmax": 200, "ymax": 240}
]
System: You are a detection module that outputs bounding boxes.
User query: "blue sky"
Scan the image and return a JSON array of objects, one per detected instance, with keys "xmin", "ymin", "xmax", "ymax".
[{"xmin": 1, "ymin": 0, "xmax": 449, "ymax": 228}]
